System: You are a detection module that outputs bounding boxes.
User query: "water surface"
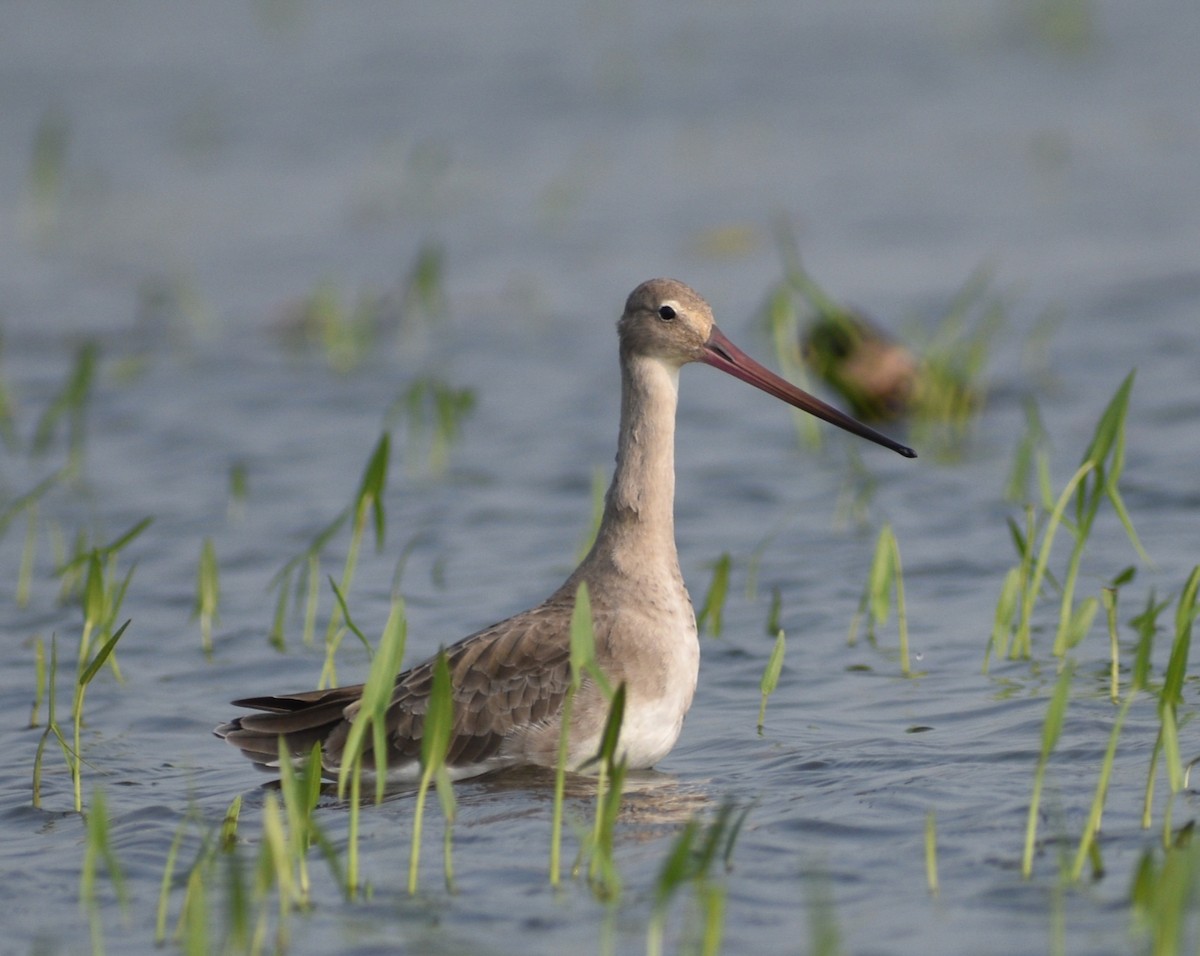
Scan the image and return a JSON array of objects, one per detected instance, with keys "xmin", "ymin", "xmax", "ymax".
[{"xmin": 2, "ymin": 2, "xmax": 1200, "ymax": 953}]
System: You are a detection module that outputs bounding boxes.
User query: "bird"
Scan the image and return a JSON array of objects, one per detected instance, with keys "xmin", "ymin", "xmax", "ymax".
[{"xmin": 215, "ymin": 278, "xmax": 916, "ymax": 782}]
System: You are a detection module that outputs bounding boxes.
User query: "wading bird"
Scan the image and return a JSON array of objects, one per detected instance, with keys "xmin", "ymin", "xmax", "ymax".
[{"xmin": 216, "ymin": 278, "xmax": 915, "ymax": 781}]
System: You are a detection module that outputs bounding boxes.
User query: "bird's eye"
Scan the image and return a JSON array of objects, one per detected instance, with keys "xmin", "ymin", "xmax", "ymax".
[{"xmin": 657, "ymin": 305, "xmax": 677, "ymax": 321}]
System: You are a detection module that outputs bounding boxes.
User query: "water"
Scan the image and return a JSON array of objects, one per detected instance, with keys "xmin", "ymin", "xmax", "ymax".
[{"xmin": 3, "ymin": 1, "xmax": 1200, "ymax": 953}]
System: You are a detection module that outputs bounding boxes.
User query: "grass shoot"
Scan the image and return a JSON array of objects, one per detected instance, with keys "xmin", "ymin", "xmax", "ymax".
[
  {"xmin": 408, "ymin": 648, "xmax": 456, "ymax": 896},
  {"xmin": 757, "ymin": 629, "xmax": 786, "ymax": 735},
  {"xmin": 696, "ymin": 552, "xmax": 731, "ymax": 637},
  {"xmin": 194, "ymin": 537, "xmax": 220, "ymax": 657},
  {"xmin": 1022, "ymin": 661, "xmax": 1074, "ymax": 879},
  {"xmin": 390, "ymin": 377, "xmax": 476, "ymax": 475},
  {"xmin": 925, "ymin": 810, "xmax": 939, "ymax": 897},
  {"xmin": 337, "ymin": 599, "xmax": 409, "ymax": 895},
  {"xmin": 848, "ymin": 523, "xmax": 913, "ymax": 675}
]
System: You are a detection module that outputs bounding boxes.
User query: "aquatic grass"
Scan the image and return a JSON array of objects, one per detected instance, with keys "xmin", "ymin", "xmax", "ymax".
[
  {"xmin": 759, "ymin": 280, "xmax": 823, "ymax": 451},
  {"xmin": 337, "ymin": 599, "xmax": 408, "ymax": 895},
  {"xmin": 29, "ymin": 635, "xmax": 46, "ymax": 728},
  {"xmin": 803, "ymin": 866, "xmax": 844, "ymax": 956},
  {"xmin": 390, "ymin": 377, "xmax": 476, "ymax": 475},
  {"xmin": 25, "ymin": 108, "xmax": 70, "ymax": 241},
  {"xmin": 155, "ymin": 810, "xmax": 197, "ymax": 945},
  {"xmin": 58, "ymin": 515, "xmax": 151, "ymax": 675},
  {"xmin": 1101, "ymin": 568, "xmax": 1136, "ymax": 701},
  {"xmin": 1022, "ymin": 660, "xmax": 1074, "ymax": 878},
  {"xmin": 925, "ymin": 810, "xmax": 939, "ymax": 897},
  {"xmin": 70, "ymin": 619, "xmax": 131, "ymax": 812},
  {"xmin": 0, "ymin": 338, "xmax": 17, "ymax": 450},
  {"xmin": 696, "ymin": 552, "xmax": 731, "ymax": 637},
  {"xmin": 228, "ymin": 460, "xmax": 249, "ymax": 515},
  {"xmin": 575, "ymin": 683, "xmax": 627, "ymax": 900},
  {"xmin": 268, "ymin": 431, "xmax": 388, "ymax": 668},
  {"xmin": 257, "ymin": 791, "xmax": 302, "ymax": 950},
  {"xmin": 1051, "ymin": 371, "xmax": 1148, "ymax": 657},
  {"xmin": 0, "ymin": 470, "xmax": 64, "ymax": 606},
  {"xmin": 757, "ymin": 629, "xmax": 786, "ymax": 734},
  {"xmin": 1070, "ymin": 689, "xmax": 1136, "ymax": 882},
  {"xmin": 1141, "ymin": 567, "xmax": 1199, "ymax": 842},
  {"xmin": 80, "ymin": 788, "xmax": 127, "ymax": 956},
  {"xmin": 194, "ymin": 537, "xmax": 220, "ymax": 658},
  {"xmin": 275, "ymin": 741, "xmax": 326, "ymax": 907},
  {"xmin": 992, "ymin": 377, "xmax": 1145, "ymax": 661},
  {"xmin": 31, "ymin": 637, "xmax": 67, "ymax": 808},
  {"xmin": 550, "ymin": 582, "xmax": 617, "ymax": 887},
  {"xmin": 552, "ymin": 582, "xmax": 628, "ymax": 897},
  {"xmin": 32, "ymin": 514, "xmax": 143, "ymax": 809},
  {"xmin": 1004, "ymin": 398, "xmax": 1051, "ymax": 505},
  {"xmin": 647, "ymin": 801, "xmax": 746, "ymax": 956},
  {"xmin": 833, "ymin": 446, "xmax": 878, "ymax": 531},
  {"xmin": 276, "ymin": 281, "xmax": 392, "ymax": 374},
  {"xmin": 990, "ymin": 463, "xmax": 1093, "ymax": 663},
  {"xmin": 408, "ymin": 648, "xmax": 455, "ymax": 896},
  {"xmin": 848, "ymin": 523, "xmax": 913, "ymax": 676},
  {"xmin": 575, "ymin": 464, "xmax": 607, "ymax": 561},
  {"xmin": 770, "ymin": 222, "xmax": 997, "ymax": 445},
  {"xmin": 400, "ymin": 240, "xmax": 448, "ymax": 328},
  {"xmin": 1130, "ymin": 831, "xmax": 1200, "ymax": 956},
  {"xmin": 32, "ymin": 340, "xmax": 98, "ymax": 480},
  {"xmin": 321, "ymin": 431, "xmax": 389, "ymax": 684}
]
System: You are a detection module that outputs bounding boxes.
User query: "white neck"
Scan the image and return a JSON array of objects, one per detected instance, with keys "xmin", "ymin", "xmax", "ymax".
[{"xmin": 573, "ymin": 353, "xmax": 682, "ymax": 589}]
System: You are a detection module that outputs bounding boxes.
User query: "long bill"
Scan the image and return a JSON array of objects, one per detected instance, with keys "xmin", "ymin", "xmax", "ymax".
[{"xmin": 702, "ymin": 325, "xmax": 917, "ymax": 459}]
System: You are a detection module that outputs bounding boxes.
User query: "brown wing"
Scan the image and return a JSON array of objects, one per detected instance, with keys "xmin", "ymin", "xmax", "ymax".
[
  {"xmin": 332, "ymin": 601, "xmax": 575, "ymax": 770},
  {"xmin": 217, "ymin": 600, "xmax": 574, "ymax": 776}
]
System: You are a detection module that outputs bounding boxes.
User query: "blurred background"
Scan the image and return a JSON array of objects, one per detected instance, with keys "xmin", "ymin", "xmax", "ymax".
[
  {"xmin": 3, "ymin": 0, "xmax": 1196, "ymax": 342},
  {"xmin": 3, "ymin": 3, "xmax": 1200, "ymax": 954}
]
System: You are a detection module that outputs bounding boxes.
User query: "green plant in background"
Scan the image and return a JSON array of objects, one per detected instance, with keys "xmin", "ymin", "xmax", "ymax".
[
  {"xmin": 401, "ymin": 241, "xmax": 448, "ymax": 328},
  {"xmin": 1004, "ymin": 398, "xmax": 1051, "ymax": 505},
  {"xmin": 227, "ymin": 460, "xmax": 249, "ymax": 515},
  {"xmin": 32, "ymin": 340, "xmax": 98, "ymax": 481},
  {"xmin": 268, "ymin": 432, "xmax": 388, "ymax": 666},
  {"xmin": 25, "ymin": 107, "xmax": 70, "ymax": 241},
  {"xmin": 759, "ymin": 278, "xmax": 824, "ymax": 452},
  {"xmin": 0, "ymin": 469, "xmax": 63, "ymax": 608},
  {"xmin": 274, "ymin": 243, "xmax": 447, "ymax": 371},
  {"xmin": 848, "ymin": 523, "xmax": 913, "ymax": 676},
  {"xmin": 696, "ymin": 552, "xmax": 731, "ymax": 637},
  {"xmin": 766, "ymin": 223, "xmax": 999, "ymax": 454},
  {"xmin": 276, "ymin": 281, "xmax": 392, "ymax": 374},
  {"xmin": 390, "ymin": 376, "xmax": 476, "ymax": 475},
  {"xmin": 194, "ymin": 537, "xmax": 220, "ymax": 658},
  {"xmin": 0, "ymin": 335, "xmax": 20, "ymax": 450}
]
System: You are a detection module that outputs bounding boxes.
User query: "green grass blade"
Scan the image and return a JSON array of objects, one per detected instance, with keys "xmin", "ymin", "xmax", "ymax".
[
  {"xmin": 757, "ymin": 630, "xmax": 786, "ymax": 734},
  {"xmin": 1022, "ymin": 661, "xmax": 1074, "ymax": 878},
  {"xmin": 696, "ymin": 553, "xmax": 731, "ymax": 637}
]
